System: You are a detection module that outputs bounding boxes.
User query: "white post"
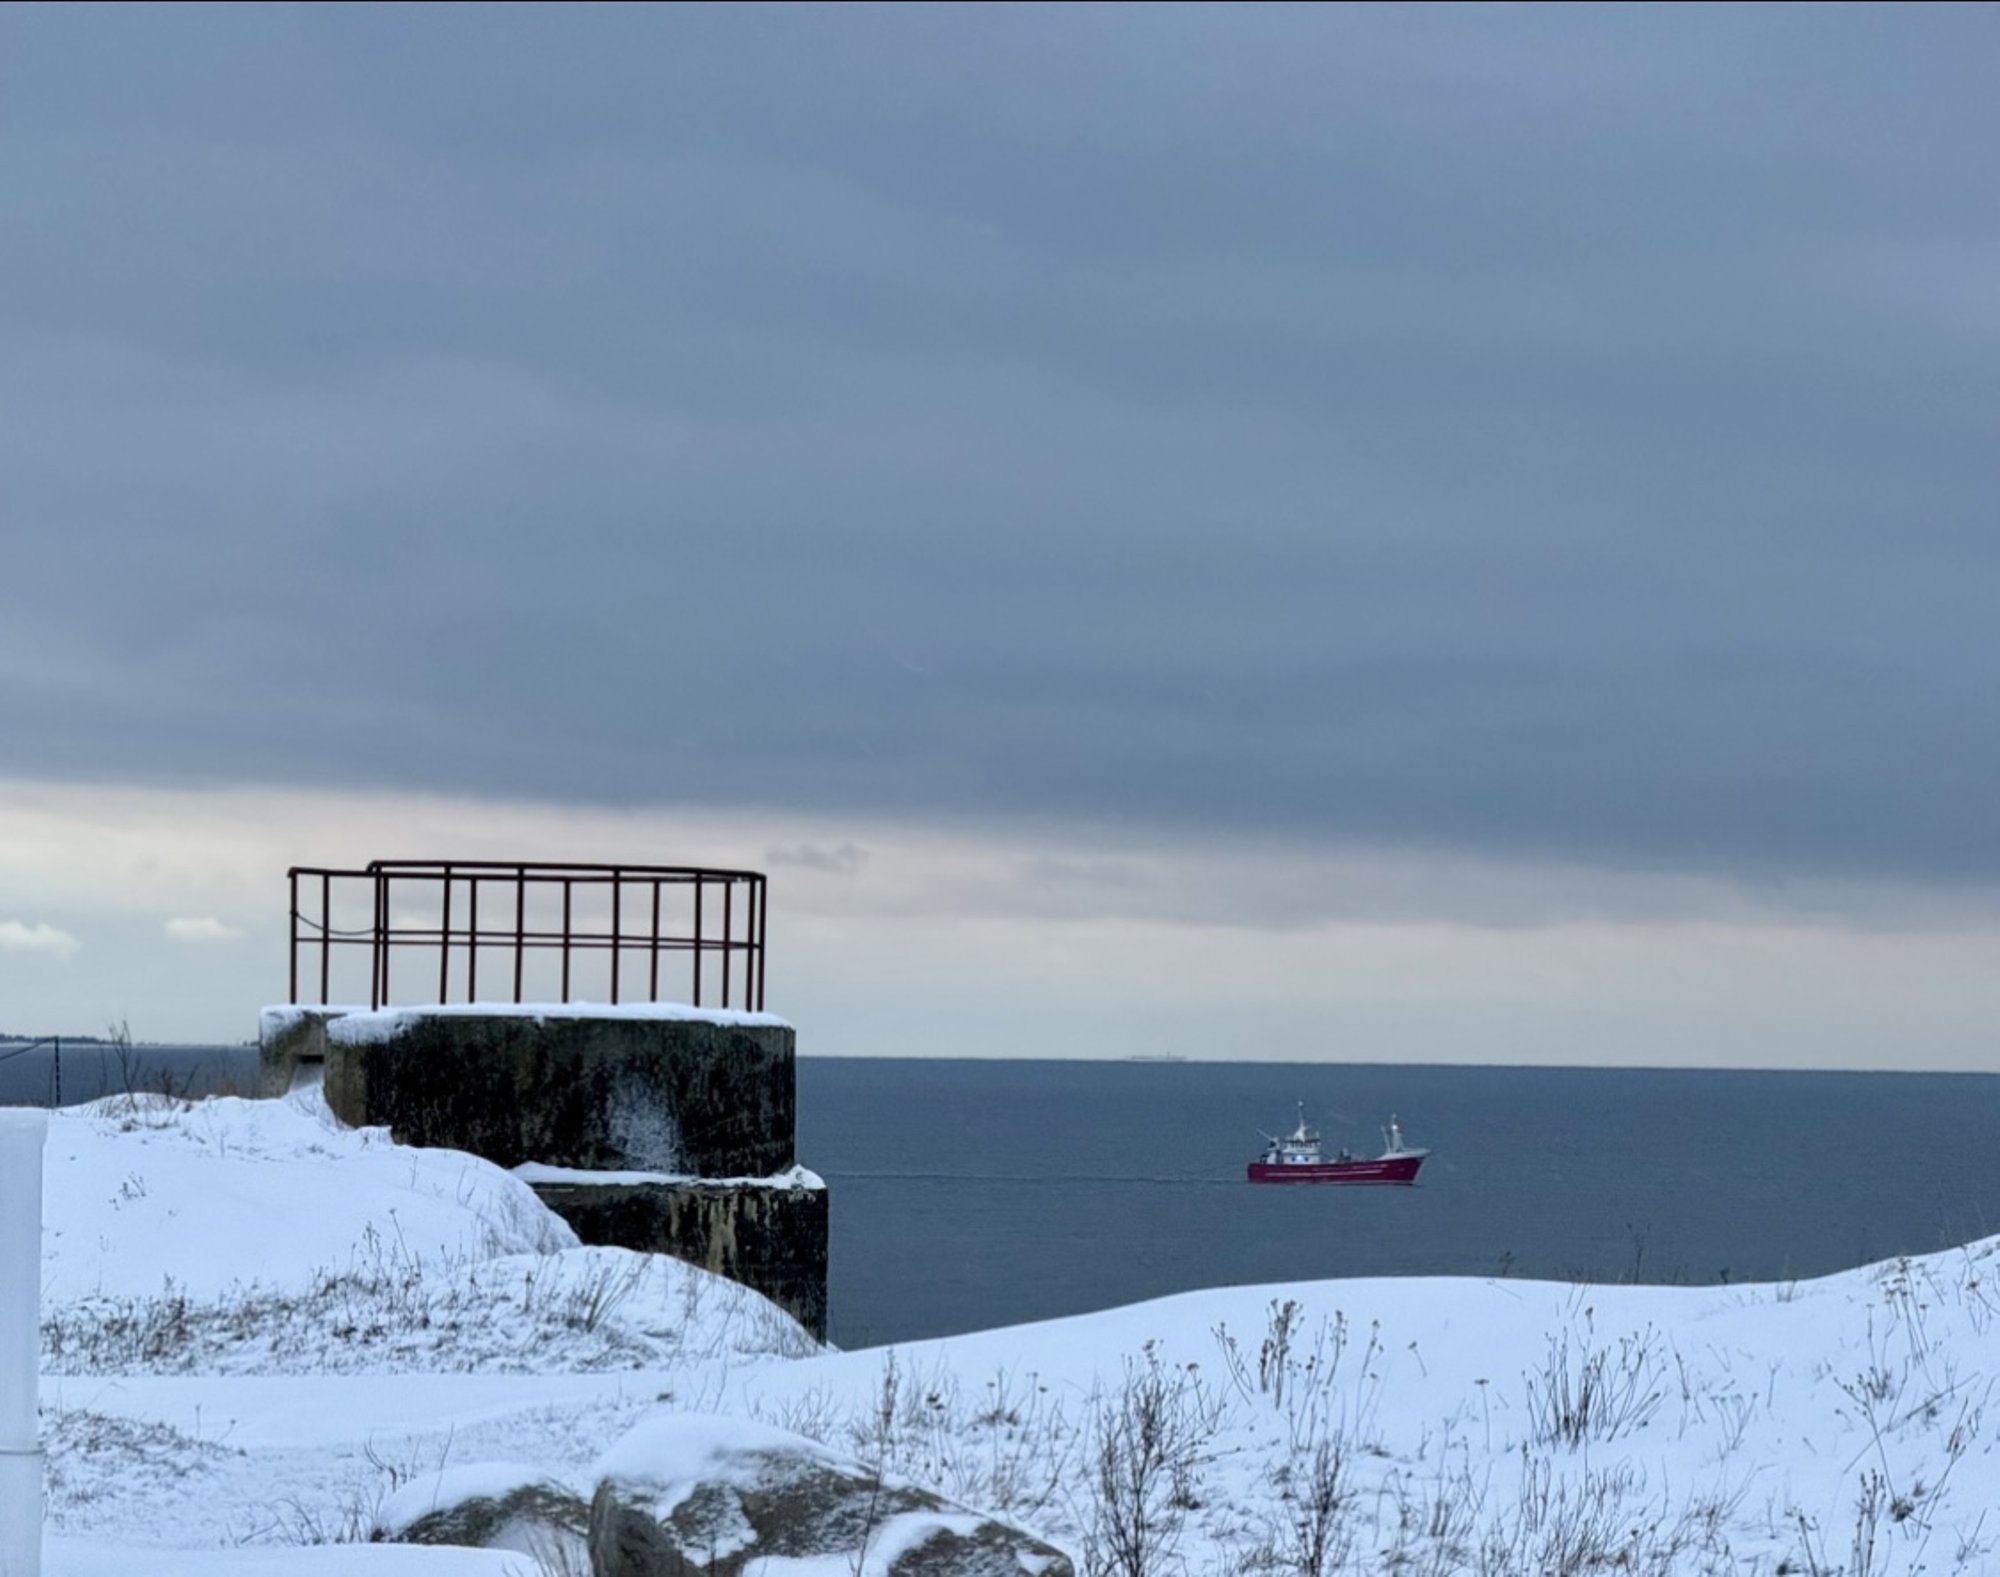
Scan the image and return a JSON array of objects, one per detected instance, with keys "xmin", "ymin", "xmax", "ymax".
[{"xmin": 0, "ymin": 1109, "xmax": 46, "ymax": 1577}]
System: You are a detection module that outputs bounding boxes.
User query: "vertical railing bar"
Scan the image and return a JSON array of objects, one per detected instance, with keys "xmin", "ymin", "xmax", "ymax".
[
  {"xmin": 320, "ymin": 871, "xmax": 332, "ymax": 1005},
  {"xmin": 288, "ymin": 869, "xmax": 299, "ymax": 1004},
  {"xmin": 467, "ymin": 875, "xmax": 479, "ymax": 1003},
  {"xmin": 722, "ymin": 879, "xmax": 733, "ymax": 1009},
  {"xmin": 649, "ymin": 880, "xmax": 661, "ymax": 1001},
  {"xmin": 374, "ymin": 871, "xmax": 389, "ymax": 1010},
  {"xmin": 610, "ymin": 869, "xmax": 622, "ymax": 1006},
  {"xmin": 692, "ymin": 874, "xmax": 703, "ymax": 1007},
  {"xmin": 561, "ymin": 879, "xmax": 573, "ymax": 1001},
  {"xmin": 755, "ymin": 876, "xmax": 766, "ymax": 1011},
  {"xmin": 514, "ymin": 867, "xmax": 526, "ymax": 1004},
  {"xmin": 438, "ymin": 867, "xmax": 454, "ymax": 1005}
]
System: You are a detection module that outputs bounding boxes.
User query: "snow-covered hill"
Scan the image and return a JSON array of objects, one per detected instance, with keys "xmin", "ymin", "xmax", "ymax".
[{"xmin": 35, "ymin": 1089, "xmax": 2000, "ymax": 1574}]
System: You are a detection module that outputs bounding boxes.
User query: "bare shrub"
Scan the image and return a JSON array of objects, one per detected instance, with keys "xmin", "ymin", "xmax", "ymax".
[
  {"xmin": 1523, "ymin": 1318, "xmax": 1665, "ymax": 1449},
  {"xmin": 1074, "ymin": 1344, "xmax": 1224, "ymax": 1577},
  {"xmin": 39, "ymin": 1235, "xmax": 741, "ymax": 1377},
  {"xmin": 750, "ymin": 1356, "xmax": 1076, "ymax": 1526},
  {"xmin": 1264, "ymin": 1436, "xmax": 1350, "ymax": 1577},
  {"xmin": 556, "ymin": 1257, "xmax": 646, "ymax": 1334}
]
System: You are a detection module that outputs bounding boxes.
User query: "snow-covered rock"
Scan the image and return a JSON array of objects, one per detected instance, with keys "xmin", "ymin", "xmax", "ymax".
[
  {"xmin": 588, "ymin": 1412, "xmax": 1075, "ymax": 1577},
  {"xmin": 373, "ymin": 1460, "xmax": 589, "ymax": 1565}
]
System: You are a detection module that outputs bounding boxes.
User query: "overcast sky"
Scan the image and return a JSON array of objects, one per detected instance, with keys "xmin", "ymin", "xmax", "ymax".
[{"xmin": 4, "ymin": 4, "xmax": 1998, "ymax": 1066}]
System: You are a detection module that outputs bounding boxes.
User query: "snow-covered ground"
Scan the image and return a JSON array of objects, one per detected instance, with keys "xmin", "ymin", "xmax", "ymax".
[{"xmin": 32, "ymin": 1087, "xmax": 2000, "ymax": 1574}]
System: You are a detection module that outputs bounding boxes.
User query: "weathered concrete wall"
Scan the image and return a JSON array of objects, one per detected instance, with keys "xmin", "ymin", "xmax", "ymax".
[
  {"xmin": 257, "ymin": 1007, "xmax": 348, "ymax": 1096},
  {"xmin": 263, "ymin": 1004, "xmax": 828, "ymax": 1338},
  {"xmin": 321, "ymin": 1013, "xmax": 795, "ymax": 1176},
  {"xmin": 531, "ymin": 1178, "xmax": 828, "ymax": 1341}
]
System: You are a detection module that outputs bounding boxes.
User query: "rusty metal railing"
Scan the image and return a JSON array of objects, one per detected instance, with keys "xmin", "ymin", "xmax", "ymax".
[{"xmin": 287, "ymin": 861, "xmax": 767, "ymax": 1012}]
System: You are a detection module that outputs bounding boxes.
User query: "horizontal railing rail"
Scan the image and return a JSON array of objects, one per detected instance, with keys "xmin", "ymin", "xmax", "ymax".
[{"xmin": 287, "ymin": 860, "xmax": 767, "ymax": 1012}]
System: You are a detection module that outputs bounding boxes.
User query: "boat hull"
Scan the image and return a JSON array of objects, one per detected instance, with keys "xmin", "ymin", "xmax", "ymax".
[{"xmin": 1246, "ymin": 1154, "xmax": 1425, "ymax": 1185}]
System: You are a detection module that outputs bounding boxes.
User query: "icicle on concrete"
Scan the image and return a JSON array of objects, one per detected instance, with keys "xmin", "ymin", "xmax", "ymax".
[{"xmin": 0, "ymin": 1109, "xmax": 46, "ymax": 1577}]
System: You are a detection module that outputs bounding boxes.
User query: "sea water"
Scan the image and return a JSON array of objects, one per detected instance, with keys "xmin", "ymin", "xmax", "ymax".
[
  {"xmin": 6, "ymin": 1045, "xmax": 1995, "ymax": 1350},
  {"xmin": 797, "ymin": 1057, "xmax": 2000, "ymax": 1347}
]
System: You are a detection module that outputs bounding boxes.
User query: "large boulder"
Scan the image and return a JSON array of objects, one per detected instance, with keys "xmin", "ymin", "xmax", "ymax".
[
  {"xmin": 373, "ymin": 1461, "xmax": 590, "ymax": 1568},
  {"xmin": 589, "ymin": 1413, "xmax": 1072, "ymax": 1577}
]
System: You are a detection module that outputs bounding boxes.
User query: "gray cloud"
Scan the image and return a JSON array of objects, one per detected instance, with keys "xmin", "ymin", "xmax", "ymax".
[
  {"xmin": 767, "ymin": 842, "xmax": 870, "ymax": 877},
  {"xmin": 162, "ymin": 916, "xmax": 245, "ymax": 944},
  {"xmin": 0, "ymin": 922, "xmax": 81, "ymax": 958},
  {"xmin": 4, "ymin": 3, "xmax": 1998, "ymax": 887}
]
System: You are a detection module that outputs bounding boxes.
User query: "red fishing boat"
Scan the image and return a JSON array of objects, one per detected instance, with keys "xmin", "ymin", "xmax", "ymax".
[{"xmin": 1248, "ymin": 1106, "xmax": 1429, "ymax": 1185}]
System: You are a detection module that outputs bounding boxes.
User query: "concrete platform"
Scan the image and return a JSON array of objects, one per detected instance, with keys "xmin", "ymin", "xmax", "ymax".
[
  {"xmin": 312, "ymin": 1004, "xmax": 796, "ymax": 1176},
  {"xmin": 257, "ymin": 1002, "xmax": 829, "ymax": 1337}
]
